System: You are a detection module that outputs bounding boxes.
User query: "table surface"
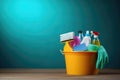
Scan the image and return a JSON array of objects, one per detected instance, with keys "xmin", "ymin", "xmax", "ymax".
[{"xmin": 0, "ymin": 69, "xmax": 120, "ymax": 80}]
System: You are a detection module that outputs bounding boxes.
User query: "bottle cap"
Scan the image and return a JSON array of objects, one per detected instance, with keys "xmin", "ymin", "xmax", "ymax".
[
  {"xmin": 91, "ymin": 31, "xmax": 93, "ymax": 34},
  {"xmin": 93, "ymin": 31, "xmax": 99, "ymax": 35},
  {"xmin": 93, "ymin": 31, "xmax": 99, "ymax": 38},
  {"xmin": 85, "ymin": 30, "xmax": 90, "ymax": 36}
]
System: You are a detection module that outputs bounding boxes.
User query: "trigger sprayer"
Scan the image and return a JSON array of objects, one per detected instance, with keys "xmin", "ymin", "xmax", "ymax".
[{"xmin": 92, "ymin": 31, "xmax": 100, "ymax": 46}]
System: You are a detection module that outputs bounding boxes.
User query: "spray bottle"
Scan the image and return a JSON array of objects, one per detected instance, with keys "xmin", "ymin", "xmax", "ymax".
[
  {"xmin": 78, "ymin": 30, "xmax": 84, "ymax": 41},
  {"xmin": 90, "ymin": 31, "xmax": 94, "ymax": 37},
  {"xmin": 92, "ymin": 31, "xmax": 100, "ymax": 46},
  {"xmin": 81, "ymin": 30, "xmax": 91, "ymax": 47}
]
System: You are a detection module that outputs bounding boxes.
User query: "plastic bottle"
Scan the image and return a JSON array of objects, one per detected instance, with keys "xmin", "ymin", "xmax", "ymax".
[
  {"xmin": 78, "ymin": 30, "xmax": 84, "ymax": 41},
  {"xmin": 90, "ymin": 31, "xmax": 95, "ymax": 43},
  {"xmin": 81, "ymin": 30, "xmax": 91, "ymax": 47},
  {"xmin": 92, "ymin": 31, "xmax": 100, "ymax": 46},
  {"xmin": 90, "ymin": 31, "xmax": 94, "ymax": 37}
]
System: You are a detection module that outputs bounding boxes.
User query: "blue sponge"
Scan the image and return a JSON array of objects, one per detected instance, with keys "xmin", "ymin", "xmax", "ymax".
[{"xmin": 73, "ymin": 43, "xmax": 87, "ymax": 51}]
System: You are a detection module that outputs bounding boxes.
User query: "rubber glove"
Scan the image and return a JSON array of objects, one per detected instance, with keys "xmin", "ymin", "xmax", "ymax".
[{"xmin": 96, "ymin": 46, "xmax": 109, "ymax": 69}]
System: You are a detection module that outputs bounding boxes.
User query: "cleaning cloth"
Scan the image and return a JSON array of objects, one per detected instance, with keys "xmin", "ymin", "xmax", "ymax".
[
  {"xmin": 69, "ymin": 36, "xmax": 80, "ymax": 48},
  {"xmin": 87, "ymin": 44, "xmax": 99, "ymax": 52}
]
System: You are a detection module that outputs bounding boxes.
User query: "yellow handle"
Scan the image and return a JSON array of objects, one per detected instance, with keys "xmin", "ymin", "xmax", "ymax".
[{"xmin": 64, "ymin": 41, "xmax": 73, "ymax": 52}]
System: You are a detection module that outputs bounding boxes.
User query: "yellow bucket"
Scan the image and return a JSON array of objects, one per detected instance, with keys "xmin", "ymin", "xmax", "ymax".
[{"xmin": 63, "ymin": 51, "xmax": 99, "ymax": 75}]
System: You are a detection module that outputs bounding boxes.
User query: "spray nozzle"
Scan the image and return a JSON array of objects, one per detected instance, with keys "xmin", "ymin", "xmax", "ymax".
[
  {"xmin": 90, "ymin": 31, "xmax": 93, "ymax": 34},
  {"xmin": 93, "ymin": 31, "xmax": 99, "ymax": 38},
  {"xmin": 93, "ymin": 31, "xmax": 99, "ymax": 36},
  {"xmin": 86, "ymin": 30, "xmax": 89, "ymax": 34},
  {"xmin": 90, "ymin": 31, "xmax": 94, "ymax": 37},
  {"xmin": 85, "ymin": 30, "xmax": 90, "ymax": 36}
]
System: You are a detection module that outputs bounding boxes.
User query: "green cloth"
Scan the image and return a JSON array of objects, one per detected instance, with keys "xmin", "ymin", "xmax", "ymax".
[
  {"xmin": 96, "ymin": 46, "xmax": 109, "ymax": 69},
  {"xmin": 87, "ymin": 44, "xmax": 99, "ymax": 52}
]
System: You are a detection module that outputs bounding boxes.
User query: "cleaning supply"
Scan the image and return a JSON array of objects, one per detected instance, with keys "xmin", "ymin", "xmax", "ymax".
[
  {"xmin": 90, "ymin": 31, "xmax": 94, "ymax": 41},
  {"xmin": 60, "ymin": 32, "xmax": 74, "ymax": 42},
  {"xmin": 90, "ymin": 31, "xmax": 93, "ymax": 37},
  {"xmin": 59, "ymin": 30, "xmax": 109, "ymax": 75},
  {"xmin": 63, "ymin": 51, "xmax": 98, "ymax": 75},
  {"xmin": 60, "ymin": 32, "xmax": 75, "ymax": 52},
  {"xmin": 92, "ymin": 31, "xmax": 100, "ymax": 46},
  {"xmin": 64, "ymin": 42, "xmax": 73, "ymax": 52},
  {"xmin": 78, "ymin": 30, "xmax": 84, "ymax": 41},
  {"xmin": 88, "ymin": 44, "xmax": 109, "ymax": 69},
  {"xmin": 87, "ymin": 44, "xmax": 99, "ymax": 52},
  {"xmin": 69, "ymin": 30, "xmax": 83, "ymax": 48},
  {"xmin": 73, "ymin": 43, "xmax": 87, "ymax": 51},
  {"xmin": 81, "ymin": 30, "xmax": 91, "ymax": 47},
  {"xmin": 69, "ymin": 36, "xmax": 80, "ymax": 48},
  {"xmin": 96, "ymin": 46, "xmax": 109, "ymax": 69}
]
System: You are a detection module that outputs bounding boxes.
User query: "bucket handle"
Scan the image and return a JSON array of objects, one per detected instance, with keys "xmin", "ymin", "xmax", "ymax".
[{"xmin": 60, "ymin": 49, "xmax": 64, "ymax": 55}]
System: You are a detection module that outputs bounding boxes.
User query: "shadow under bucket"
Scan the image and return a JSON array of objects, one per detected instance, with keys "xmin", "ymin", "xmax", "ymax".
[{"xmin": 63, "ymin": 51, "xmax": 99, "ymax": 75}]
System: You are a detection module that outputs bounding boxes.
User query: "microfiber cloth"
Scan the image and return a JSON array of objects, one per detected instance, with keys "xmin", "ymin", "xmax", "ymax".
[
  {"xmin": 96, "ymin": 46, "xmax": 109, "ymax": 69},
  {"xmin": 87, "ymin": 44, "xmax": 99, "ymax": 52}
]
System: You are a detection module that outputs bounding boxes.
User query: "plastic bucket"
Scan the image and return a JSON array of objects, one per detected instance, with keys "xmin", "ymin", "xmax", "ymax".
[{"xmin": 63, "ymin": 51, "xmax": 98, "ymax": 75}]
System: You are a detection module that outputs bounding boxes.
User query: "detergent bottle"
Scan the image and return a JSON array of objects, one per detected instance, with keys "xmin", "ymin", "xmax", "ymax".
[
  {"xmin": 78, "ymin": 30, "xmax": 84, "ymax": 41},
  {"xmin": 92, "ymin": 31, "xmax": 100, "ymax": 46},
  {"xmin": 81, "ymin": 30, "xmax": 91, "ymax": 47},
  {"xmin": 90, "ymin": 31, "xmax": 94, "ymax": 38}
]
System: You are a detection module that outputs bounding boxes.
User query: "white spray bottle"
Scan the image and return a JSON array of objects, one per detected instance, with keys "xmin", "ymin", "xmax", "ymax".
[{"xmin": 80, "ymin": 30, "xmax": 91, "ymax": 47}]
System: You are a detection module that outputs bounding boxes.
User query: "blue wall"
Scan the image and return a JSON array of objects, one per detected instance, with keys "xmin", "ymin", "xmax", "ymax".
[{"xmin": 0, "ymin": 0, "xmax": 120, "ymax": 68}]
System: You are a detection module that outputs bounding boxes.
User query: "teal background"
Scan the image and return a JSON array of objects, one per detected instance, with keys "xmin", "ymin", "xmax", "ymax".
[{"xmin": 0, "ymin": 0, "xmax": 120, "ymax": 68}]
